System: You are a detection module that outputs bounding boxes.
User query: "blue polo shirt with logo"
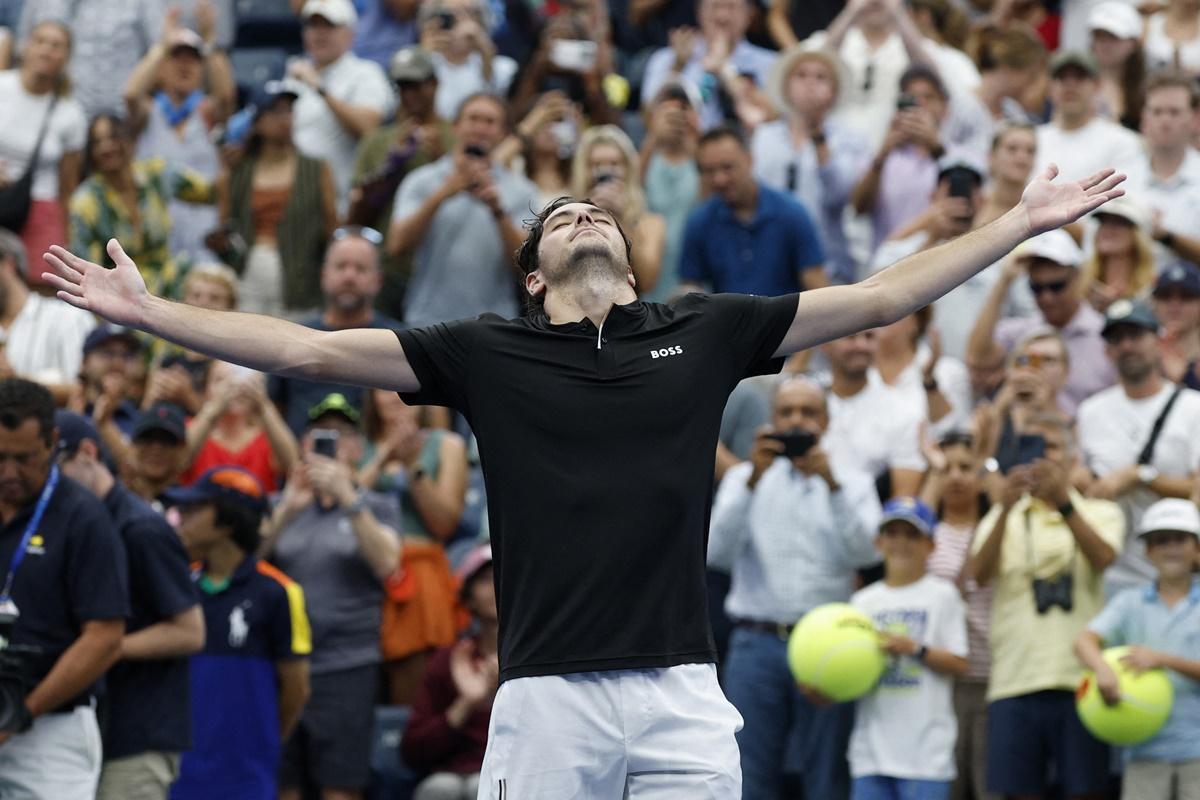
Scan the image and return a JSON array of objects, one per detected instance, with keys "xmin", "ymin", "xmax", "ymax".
[
  {"xmin": 679, "ymin": 182, "xmax": 826, "ymax": 296},
  {"xmin": 0, "ymin": 474, "xmax": 128, "ymax": 703},
  {"xmin": 172, "ymin": 556, "xmax": 311, "ymax": 800},
  {"xmin": 1088, "ymin": 578, "xmax": 1200, "ymax": 762}
]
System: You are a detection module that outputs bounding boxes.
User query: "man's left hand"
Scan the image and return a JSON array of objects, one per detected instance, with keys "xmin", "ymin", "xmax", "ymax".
[
  {"xmin": 1028, "ymin": 458, "xmax": 1070, "ymax": 505},
  {"xmin": 305, "ymin": 456, "xmax": 357, "ymax": 507},
  {"xmin": 1120, "ymin": 645, "xmax": 1165, "ymax": 674},
  {"xmin": 1089, "ymin": 465, "xmax": 1138, "ymax": 501},
  {"xmin": 794, "ymin": 447, "xmax": 838, "ymax": 490}
]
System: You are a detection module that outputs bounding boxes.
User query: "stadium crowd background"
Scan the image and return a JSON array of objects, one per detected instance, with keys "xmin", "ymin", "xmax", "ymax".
[{"xmin": 0, "ymin": 0, "xmax": 1199, "ymax": 798}]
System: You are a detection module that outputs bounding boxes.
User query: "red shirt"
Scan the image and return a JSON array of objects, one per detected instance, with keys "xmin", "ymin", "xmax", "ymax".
[
  {"xmin": 400, "ymin": 639, "xmax": 492, "ymax": 774},
  {"xmin": 182, "ymin": 432, "xmax": 280, "ymax": 493}
]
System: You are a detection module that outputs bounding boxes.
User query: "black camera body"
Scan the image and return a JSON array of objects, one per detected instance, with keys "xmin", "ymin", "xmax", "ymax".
[
  {"xmin": 768, "ymin": 430, "xmax": 818, "ymax": 459},
  {"xmin": 1032, "ymin": 573, "xmax": 1074, "ymax": 614},
  {"xmin": 0, "ymin": 610, "xmax": 36, "ymax": 734}
]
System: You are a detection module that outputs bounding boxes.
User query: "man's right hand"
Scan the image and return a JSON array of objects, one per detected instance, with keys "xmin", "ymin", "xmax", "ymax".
[
  {"xmin": 1001, "ymin": 466, "xmax": 1028, "ymax": 509},
  {"xmin": 747, "ymin": 428, "xmax": 784, "ymax": 489},
  {"xmin": 1095, "ymin": 663, "xmax": 1121, "ymax": 706},
  {"xmin": 43, "ymin": 241, "xmax": 150, "ymax": 328}
]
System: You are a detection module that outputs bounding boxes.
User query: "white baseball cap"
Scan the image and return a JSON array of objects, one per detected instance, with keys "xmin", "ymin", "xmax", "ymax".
[
  {"xmin": 1137, "ymin": 498, "xmax": 1200, "ymax": 539},
  {"xmin": 1094, "ymin": 195, "xmax": 1150, "ymax": 231},
  {"xmin": 1013, "ymin": 229, "xmax": 1084, "ymax": 268},
  {"xmin": 302, "ymin": 0, "xmax": 358, "ymax": 26},
  {"xmin": 1088, "ymin": 1, "xmax": 1143, "ymax": 40}
]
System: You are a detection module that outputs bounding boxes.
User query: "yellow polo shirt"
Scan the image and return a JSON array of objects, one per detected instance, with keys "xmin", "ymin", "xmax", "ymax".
[{"xmin": 972, "ymin": 492, "xmax": 1124, "ymax": 701}]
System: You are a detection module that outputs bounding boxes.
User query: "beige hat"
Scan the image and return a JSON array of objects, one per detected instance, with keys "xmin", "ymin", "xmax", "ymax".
[
  {"xmin": 767, "ymin": 42, "xmax": 846, "ymax": 116},
  {"xmin": 1094, "ymin": 195, "xmax": 1151, "ymax": 231},
  {"xmin": 301, "ymin": 0, "xmax": 358, "ymax": 27}
]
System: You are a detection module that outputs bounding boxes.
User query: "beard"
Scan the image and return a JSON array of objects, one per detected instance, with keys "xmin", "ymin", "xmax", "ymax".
[
  {"xmin": 328, "ymin": 291, "xmax": 369, "ymax": 315},
  {"xmin": 543, "ymin": 240, "xmax": 627, "ymax": 290}
]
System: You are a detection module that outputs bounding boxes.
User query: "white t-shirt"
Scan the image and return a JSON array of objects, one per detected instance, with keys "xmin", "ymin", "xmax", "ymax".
[
  {"xmin": 1125, "ymin": 147, "xmax": 1200, "ymax": 264},
  {"xmin": 432, "ymin": 51, "xmax": 518, "ymax": 122},
  {"xmin": 867, "ymin": 343, "xmax": 972, "ymax": 439},
  {"xmin": 2, "ymin": 293, "xmax": 96, "ymax": 386},
  {"xmin": 1034, "ymin": 118, "xmax": 1143, "ymax": 184},
  {"xmin": 825, "ymin": 381, "xmax": 926, "ymax": 484},
  {"xmin": 0, "ymin": 70, "xmax": 87, "ymax": 201},
  {"xmin": 293, "ymin": 52, "xmax": 396, "ymax": 207},
  {"xmin": 850, "ymin": 573, "xmax": 968, "ymax": 781},
  {"xmin": 1144, "ymin": 12, "xmax": 1200, "ymax": 75},
  {"xmin": 1077, "ymin": 383, "xmax": 1200, "ymax": 592}
]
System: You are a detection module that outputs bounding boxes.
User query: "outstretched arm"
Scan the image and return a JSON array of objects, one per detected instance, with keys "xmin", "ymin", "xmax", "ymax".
[
  {"xmin": 42, "ymin": 241, "xmax": 420, "ymax": 393},
  {"xmin": 772, "ymin": 166, "xmax": 1125, "ymax": 357}
]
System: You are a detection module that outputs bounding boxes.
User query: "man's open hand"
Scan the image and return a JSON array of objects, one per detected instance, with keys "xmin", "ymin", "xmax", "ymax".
[
  {"xmin": 41, "ymin": 240, "xmax": 149, "ymax": 329},
  {"xmin": 1020, "ymin": 165, "xmax": 1125, "ymax": 236}
]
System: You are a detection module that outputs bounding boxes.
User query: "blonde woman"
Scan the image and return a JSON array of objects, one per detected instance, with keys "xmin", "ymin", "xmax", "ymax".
[
  {"xmin": 569, "ymin": 125, "xmax": 666, "ymax": 295},
  {"xmin": 1081, "ymin": 197, "xmax": 1157, "ymax": 313}
]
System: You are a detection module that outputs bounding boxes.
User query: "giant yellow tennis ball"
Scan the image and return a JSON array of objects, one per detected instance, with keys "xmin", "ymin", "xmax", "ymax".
[
  {"xmin": 1076, "ymin": 646, "xmax": 1174, "ymax": 746},
  {"xmin": 787, "ymin": 603, "xmax": 886, "ymax": 702}
]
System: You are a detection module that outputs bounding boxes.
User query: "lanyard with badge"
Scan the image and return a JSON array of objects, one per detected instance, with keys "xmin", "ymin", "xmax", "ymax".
[{"xmin": 0, "ymin": 467, "xmax": 59, "ymax": 649}]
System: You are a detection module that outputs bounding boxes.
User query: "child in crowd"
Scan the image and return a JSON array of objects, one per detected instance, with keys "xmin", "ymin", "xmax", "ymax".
[
  {"xmin": 1076, "ymin": 498, "xmax": 1200, "ymax": 800},
  {"xmin": 850, "ymin": 498, "xmax": 970, "ymax": 800}
]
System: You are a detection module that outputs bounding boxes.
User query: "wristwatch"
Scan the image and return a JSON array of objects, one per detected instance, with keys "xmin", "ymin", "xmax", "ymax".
[
  {"xmin": 1057, "ymin": 499, "xmax": 1075, "ymax": 519},
  {"xmin": 914, "ymin": 644, "xmax": 929, "ymax": 663},
  {"xmin": 923, "ymin": 375, "xmax": 939, "ymax": 392},
  {"xmin": 344, "ymin": 489, "xmax": 370, "ymax": 516},
  {"xmin": 1137, "ymin": 464, "xmax": 1160, "ymax": 485}
]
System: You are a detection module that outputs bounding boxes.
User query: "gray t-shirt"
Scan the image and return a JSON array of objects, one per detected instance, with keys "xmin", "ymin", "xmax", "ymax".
[
  {"xmin": 392, "ymin": 156, "xmax": 537, "ymax": 327},
  {"xmin": 270, "ymin": 492, "xmax": 399, "ymax": 674}
]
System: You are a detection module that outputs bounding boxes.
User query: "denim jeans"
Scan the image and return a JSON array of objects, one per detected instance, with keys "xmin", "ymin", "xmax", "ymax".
[
  {"xmin": 852, "ymin": 775, "xmax": 952, "ymax": 800},
  {"xmin": 722, "ymin": 626, "xmax": 854, "ymax": 800}
]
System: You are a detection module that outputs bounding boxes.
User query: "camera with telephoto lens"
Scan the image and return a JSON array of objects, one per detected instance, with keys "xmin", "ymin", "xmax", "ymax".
[
  {"xmin": 0, "ymin": 605, "xmax": 36, "ymax": 733},
  {"xmin": 1032, "ymin": 573, "xmax": 1073, "ymax": 614}
]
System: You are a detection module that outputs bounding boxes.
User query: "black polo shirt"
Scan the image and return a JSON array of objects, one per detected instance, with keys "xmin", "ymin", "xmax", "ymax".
[
  {"xmin": 102, "ymin": 484, "xmax": 199, "ymax": 759},
  {"xmin": 396, "ymin": 292, "xmax": 796, "ymax": 681},
  {"xmin": 0, "ymin": 475, "xmax": 129, "ymax": 703}
]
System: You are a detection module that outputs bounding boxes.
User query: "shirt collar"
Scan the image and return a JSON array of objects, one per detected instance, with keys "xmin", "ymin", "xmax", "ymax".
[
  {"xmin": 1142, "ymin": 577, "xmax": 1200, "ymax": 603},
  {"xmin": 715, "ymin": 182, "xmax": 776, "ymax": 227},
  {"xmin": 526, "ymin": 298, "xmax": 649, "ymax": 335}
]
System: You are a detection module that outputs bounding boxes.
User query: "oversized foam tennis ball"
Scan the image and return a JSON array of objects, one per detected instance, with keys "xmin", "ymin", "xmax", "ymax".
[
  {"xmin": 787, "ymin": 603, "xmax": 886, "ymax": 702},
  {"xmin": 1076, "ymin": 646, "xmax": 1174, "ymax": 746}
]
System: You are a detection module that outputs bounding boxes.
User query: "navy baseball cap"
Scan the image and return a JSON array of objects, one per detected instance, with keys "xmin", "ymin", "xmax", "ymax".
[
  {"xmin": 162, "ymin": 465, "xmax": 269, "ymax": 514},
  {"xmin": 132, "ymin": 402, "xmax": 187, "ymax": 443},
  {"xmin": 1101, "ymin": 299, "xmax": 1159, "ymax": 338},
  {"xmin": 1153, "ymin": 261, "xmax": 1200, "ymax": 298},
  {"xmin": 879, "ymin": 497, "xmax": 937, "ymax": 538},
  {"xmin": 83, "ymin": 324, "xmax": 141, "ymax": 356},
  {"xmin": 54, "ymin": 410, "xmax": 117, "ymax": 470},
  {"xmin": 250, "ymin": 80, "xmax": 300, "ymax": 120}
]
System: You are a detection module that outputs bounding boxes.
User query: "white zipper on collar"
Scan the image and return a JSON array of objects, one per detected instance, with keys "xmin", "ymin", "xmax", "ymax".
[{"xmin": 596, "ymin": 319, "xmax": 604, "ymax": 350}]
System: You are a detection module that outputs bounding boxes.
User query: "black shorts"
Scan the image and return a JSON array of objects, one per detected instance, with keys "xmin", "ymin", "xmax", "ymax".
[{"xmin": 279, "ymin": 663, "xmax": 380, "ymax": 790}]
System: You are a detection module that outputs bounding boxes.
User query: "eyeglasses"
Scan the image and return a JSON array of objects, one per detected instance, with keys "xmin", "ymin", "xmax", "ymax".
[
  {"xmin": 332, "ymin": 225, "xmax": 384, "ymax": 246},
  {"xmin": 1028, "ymin": 278, "xmax": 1071, "ymax": 296},
  {"xmin": 1013, "ymin": 352, "xmax": 1059, "ymax": 370}
]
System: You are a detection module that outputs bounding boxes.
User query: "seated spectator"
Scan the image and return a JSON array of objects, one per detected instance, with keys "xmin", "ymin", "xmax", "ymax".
[
  {"xmin": 871, "ymin": 305, "xmax": 972, "ymax": 437},
  {"xmin": 55, "ymin": 411, "xmax": 204, "ymax": 800},
  {"xmin": 821, "ymin": 330, "xmax": 926, "ymax": 498},
  {"xmin": 493, "ymin": 90, "xmax": 577, "ymax": 210},
  {"xmin": 708, "ymin": 377, "xmax": 880, "ymax": 800},
  {"xmin": 1075, "ymin": 498, "xmax": 1200, "ymax": 799},
  {"xmin": 1144, "ymin": 0, "xmax": 1200, "ymax": 77},
  {"xmin": 349, "ymin": 47, "xmax": 453, "ymax": 317},
  {"xmin": 1087, "ymin": 1, "xmax": 1145, "ymax": 130},
  {"xmin": 1034, "ymin": 50, "xmax": 1143, "ymax": 184},
  {"xmin": 419, "ymin": 0, "xmax": 518, "ymax": 122},
  {"xmin": 1078, "ymin": 300, "xmax": 1200, "ymax": 596},
  {"xmin": 847, "ymin": 497, "xmax": 969, "ymax": 800},
  {"xmin": 0, "ymin": 19, "xmax": 84, "ymax": 279},
  {"xmin": 640, "ymin": 0, "xmax": 777, "ymax": 131},
  {"xmin": 920, "ymin": 432, "xmax": 996, "ymax": 800},
  {"xmin": 681, "ymin": 126, "xmax": 827, "ymax": 296},
  {"xmin": 18, "ymin": 0, "xmax": 162, "ymax": 117},
  {"xmin": 570, "ymin": 125, "xmax": 666, "ymax": 295},
  {"xmin": 268, "ymin": 228, "xmax": 404, "ymax": 435},
  {"xmin": 968, "ymin": 412, "xmax": 1123, "ymax": 800},
  {"xmin": 79, "ymin": 323, "xmax": 144, "ymax": 436},
  {"xmin": 69, "ymin": 113, "xmax": 214, "ymax": 298},
  {"xmin": 970, "ymin": 24, "xmax": 1047, "ymax": 123},
  {"xmin": 288, "ymin": 0, "xmax": 395, "ymax": 210},
  {"xmin": 182, "ymin": 362, "xmax": 299, "ymax": 493},
  {"xmin": 1130, "ymin": 72, "xmax": 1200, "ymax": 267},
  {"xmin": 263, "ymin": 393, "xmax": 402, "ymax": 800},
  {"xmin": 167, "ymin": 466, "xmax": 312, "ymax": 800},
  {"xmin": 353, "ymin": 0, "xmax": 419, "ymax": 68},
  {"xmin": 401, "ymin": 544, "xmax": 498, "ymax": 800},
  {"xmin": 211, "ymin": 81, "xmax": 337, "ymax": 316},
  {"xmin": 639, "ymin": 80, "xmax": 701, "ymax": 302},
  {"xmin": 1154, "ymin": 261, "xmax": 1200, "ymax": 388},
  {"xmin": 124, "ymin": 14, "xmax": 235, "ymax": 267},
  {"xmin": 967, "ymin": 229, "xmax": 1116, "ymax": 415},
  {"xmin": 1081, "ymin": 197, "xmax": 1157, "ymax": 313},
  {"xmin": 0, "ymin": 229, "xmax": 94, "ymax": 395},
  {"xmin": 754, "ymin": 43, "xmax": 871, "ymax": 285},
  {"xmin": 387, "ymin": 92, "xmax": 534, "ymax": 327}
]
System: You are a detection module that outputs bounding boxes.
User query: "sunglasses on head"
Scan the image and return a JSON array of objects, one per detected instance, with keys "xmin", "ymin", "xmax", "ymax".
[
  {"xmin": 332, "ymin": 225, "xmax": 384, "ymax": 246},
  {"xmin": 1029, "ymin": 278, "xmax": 1071, "ymax": 296}
]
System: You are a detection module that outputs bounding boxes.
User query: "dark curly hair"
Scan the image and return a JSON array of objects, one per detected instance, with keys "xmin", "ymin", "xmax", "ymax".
[
  {"xmin": 0, "ymin": 379, "xmax": 55, "ymax": 447},
  {"xmin": 514, "ymin": 196, "xmax": 633, "ymax": 313}
]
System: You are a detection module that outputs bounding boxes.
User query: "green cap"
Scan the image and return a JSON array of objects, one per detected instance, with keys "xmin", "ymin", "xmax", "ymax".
[{"xmin": 307, "ymin": 392, "xmax": 361, "ymax": 426}]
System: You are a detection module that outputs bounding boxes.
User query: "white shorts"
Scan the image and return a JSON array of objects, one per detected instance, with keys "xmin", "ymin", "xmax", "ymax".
[
  {"xmin": 477, "ymin": 663, "xmax": 743, "ymax": 799},
  {"xmin": 0, "ymin": 704, "xmax": 103, "ymax": 800}
]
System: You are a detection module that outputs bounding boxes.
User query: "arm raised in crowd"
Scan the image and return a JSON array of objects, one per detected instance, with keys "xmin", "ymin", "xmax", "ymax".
[
  {"xmin": 772, "ymin": 165, "xmax": 1125, "ymax": 358},
  {"xmin": 42, "ymin": 240, "xmax": 421, "ymax": 393}
]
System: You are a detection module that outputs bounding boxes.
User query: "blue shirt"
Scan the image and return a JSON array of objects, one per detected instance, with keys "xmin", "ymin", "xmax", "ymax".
[
  {"xmin": 679, "ymin": 183, "xmax": 826, "ymax": 296},
  {"xmin": 103, "ymin": 484, "xmax": 198, "ymax": 759},
  {"xmin": 352, "ymin": 1, "xmax": 417, "ymax": 68},
  {"xmin": 1088, "ymin": 578, "xmax": 1200, "ymax": 762},
  {"xmin": 172, "ymin": 556, "xmax": 311, "ymax": 800}
]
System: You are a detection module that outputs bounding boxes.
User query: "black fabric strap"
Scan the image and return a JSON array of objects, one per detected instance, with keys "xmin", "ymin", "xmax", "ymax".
[{"xmin": 1137, "ymin": 385, "xmax": 1184, "ymax": 465}]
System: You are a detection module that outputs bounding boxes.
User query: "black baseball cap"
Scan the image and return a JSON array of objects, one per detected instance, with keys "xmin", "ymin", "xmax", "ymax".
[
  {"xmin": 162, "ymin": 465, "xmax": 269, "ymax": 514},
  {"xmin": 1101, "ymin": 299, "xmax": 1159, "ymax": 338},
  {"xmin": 83, "ymin": 324, "xmax": 141, "ymax": 356},
  {"xmin": 1153, "ymin": 261, "xmax": 1200, "ymax": 298},
  {"xmin": 132, "ymin": 402, "xmax": 187, "ymax": 443}
]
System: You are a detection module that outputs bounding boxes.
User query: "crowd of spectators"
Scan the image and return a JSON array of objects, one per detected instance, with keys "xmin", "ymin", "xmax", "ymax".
[{"xmin": 0, "ymin": 0, "xmax": 1199, "ymax": 798}]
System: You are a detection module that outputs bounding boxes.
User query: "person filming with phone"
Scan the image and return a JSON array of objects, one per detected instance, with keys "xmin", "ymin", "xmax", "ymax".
[
  {"xmin": 967, "ymin": 413, "xmax": 1124, "ymax": 800},
  {"xmin": 708, "ymin": 376, "xmax": 881, "ymax": 800}
]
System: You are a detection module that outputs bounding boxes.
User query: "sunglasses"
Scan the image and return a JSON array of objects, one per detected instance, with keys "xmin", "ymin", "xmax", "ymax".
[
  {"xmin": 1029, "ymin": 278, "xmax": 1071, "ymax": 296},
  {"xmin": 332, "ymin": 225, "xmax": 384, "ymax": 246},
  {"xmin": 1013, "ymin": 352, "xmax": 1059, "ymax": 370}
]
